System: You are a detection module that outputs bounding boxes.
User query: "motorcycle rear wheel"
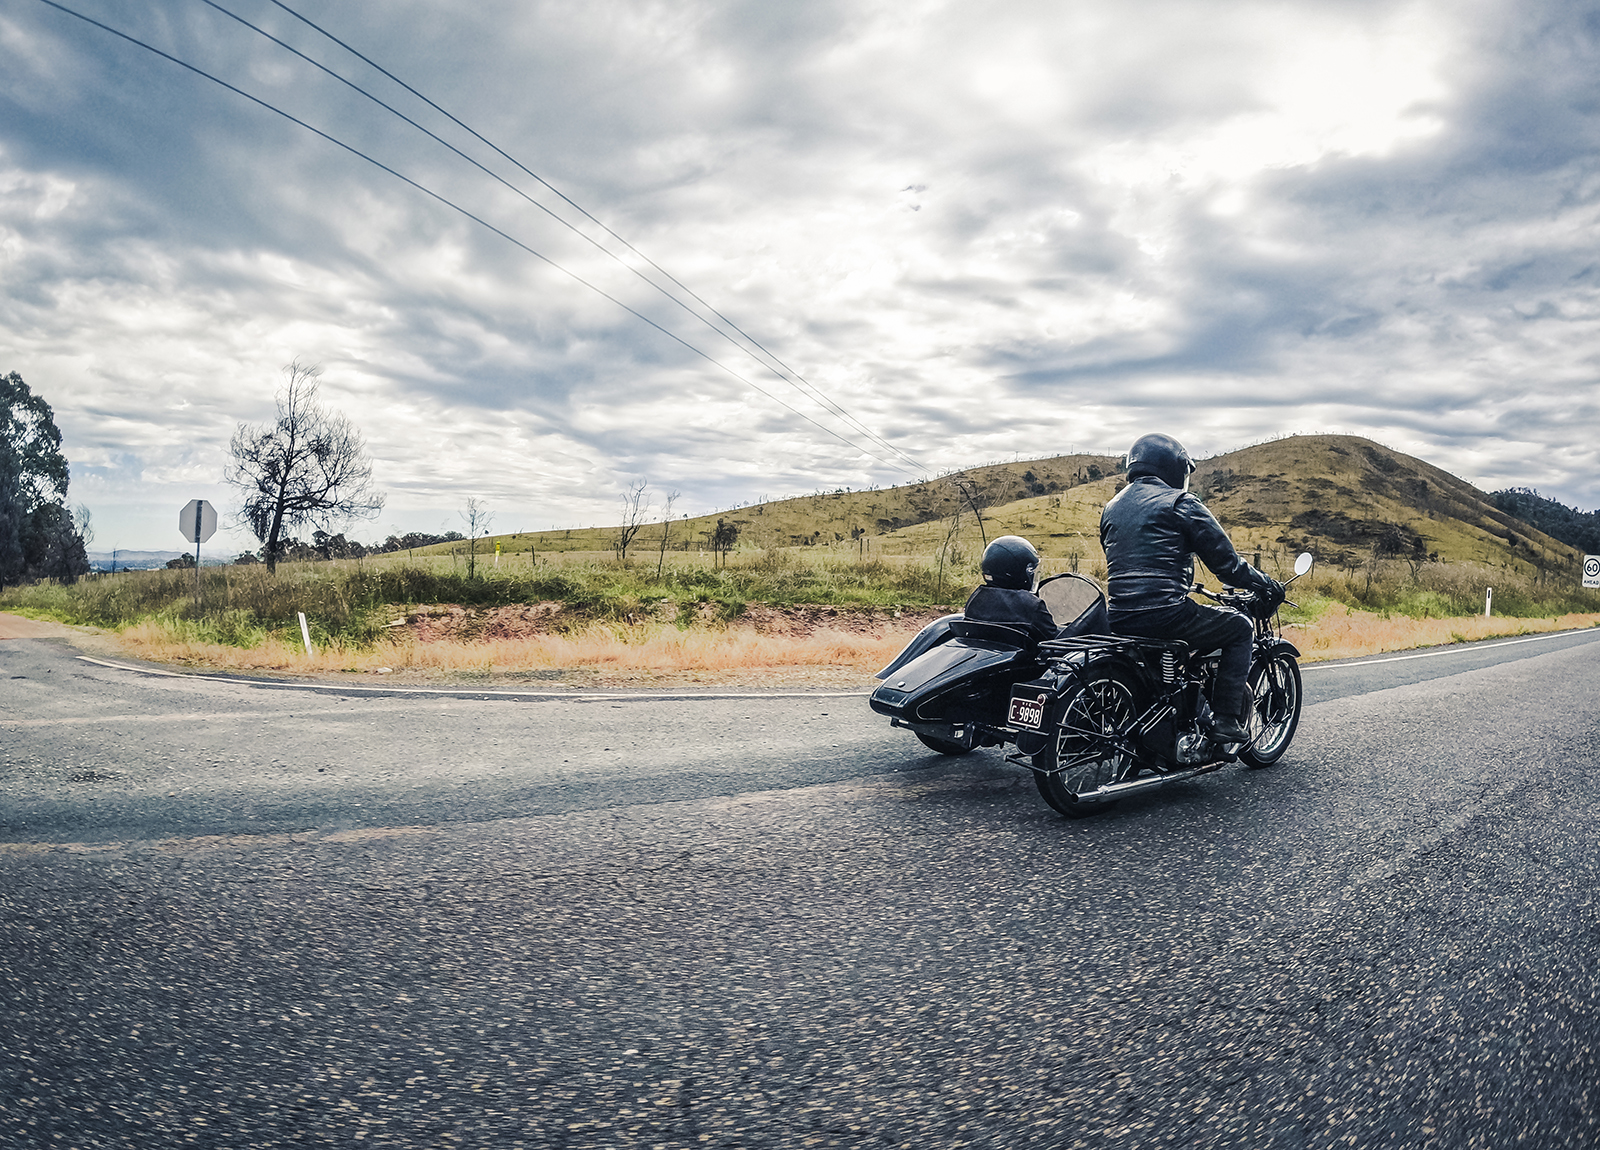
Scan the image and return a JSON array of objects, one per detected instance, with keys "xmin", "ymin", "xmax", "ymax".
[
  {"xmin": 1240, "ymin": 653, "xmax": 1302, "ymax": 767},
  {"xmin": 1033, "ymin": 666, "xmax": 1141, "ymax": 818}
]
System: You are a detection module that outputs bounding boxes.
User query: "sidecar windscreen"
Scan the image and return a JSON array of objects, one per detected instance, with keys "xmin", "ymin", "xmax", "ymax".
[{"xmin": 1038, "ymin": 572, "xmax": 1109, "ymax": 637}]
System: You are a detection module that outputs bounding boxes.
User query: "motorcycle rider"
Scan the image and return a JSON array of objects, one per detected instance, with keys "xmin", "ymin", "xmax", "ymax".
[
  {"xmin": 963, "ymin": 535, "xmax": 1061, "ymax": 640},
  {"xmin": 1100, "ymin": 434, "xmax": 1284, "ymax": 744}
]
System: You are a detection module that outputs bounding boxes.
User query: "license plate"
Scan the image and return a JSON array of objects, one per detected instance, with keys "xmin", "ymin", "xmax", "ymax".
[{"xmin": 1008, "ymin": 692, "xmax": 1048, "ymax": 730}]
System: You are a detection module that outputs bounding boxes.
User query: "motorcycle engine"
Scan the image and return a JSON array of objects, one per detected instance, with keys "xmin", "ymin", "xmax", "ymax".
[
  {"xmin": 1175, "ymin": 729, "xmax": 1213, "ymax": 764},
  {"xmin": 1175, "ymin": 697, "xmax": 1215, "ymax": 763}
]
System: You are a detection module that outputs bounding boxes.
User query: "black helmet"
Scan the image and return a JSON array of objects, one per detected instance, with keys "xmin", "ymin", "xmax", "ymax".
[
  {"xmin": 981, "ymin": 535, "xmax": 1040, "ymax": 590},
  {"xmin": 1126, "ymin": 433, "xmax": 1195, "ymax": 490}
]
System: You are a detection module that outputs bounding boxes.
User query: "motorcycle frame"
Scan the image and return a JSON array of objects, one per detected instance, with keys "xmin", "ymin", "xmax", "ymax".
[{"xmin": 1012, "ymin": 608, "xmax": 1300, "ymax": 781}]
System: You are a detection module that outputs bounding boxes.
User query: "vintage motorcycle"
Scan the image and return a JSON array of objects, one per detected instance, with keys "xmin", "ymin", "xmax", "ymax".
[
  {"xmin": 869, "ymin": 571, "xmax": 1113, "ymax": 756},
  {"xmin": 1008, "ymin": 552, "xmax": 1313, "ymax": 817}
]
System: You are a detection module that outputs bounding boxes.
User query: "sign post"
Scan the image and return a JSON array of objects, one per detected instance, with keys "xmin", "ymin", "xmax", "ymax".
[
  {"xmin": 179, "ymin": 499, "xmax": 218, "ymax": 604},
  {"xmin": 1585, "ymin": 556, "xmax": 1600, "ymax": 589}
]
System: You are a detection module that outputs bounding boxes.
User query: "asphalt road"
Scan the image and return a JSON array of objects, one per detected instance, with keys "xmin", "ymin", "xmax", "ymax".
[{"xmin": 3, "ymin": 627, "xmax": 1600, "ymax": 1148}]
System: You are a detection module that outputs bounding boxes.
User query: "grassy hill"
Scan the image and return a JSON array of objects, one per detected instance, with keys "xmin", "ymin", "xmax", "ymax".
[
  {"xmin": 412, "ymin": 453, "xmax": 1123, "ymax": 564},
  {"xmin": 424, "ymin": 434, "xmax": 1584, "ymax": 587},
  {"xmin": 1189, "ymin": 435, "xmax": 1583, "ymax": 583}
]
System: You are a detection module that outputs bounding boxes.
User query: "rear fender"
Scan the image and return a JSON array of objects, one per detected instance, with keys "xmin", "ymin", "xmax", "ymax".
[{"xmin": 1005, "ymin": 655, "xmax": 1137, "ymax": 755}]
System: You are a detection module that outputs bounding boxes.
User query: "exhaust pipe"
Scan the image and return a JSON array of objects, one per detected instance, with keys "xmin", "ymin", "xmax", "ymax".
[{"xmin": 1063, "ymin": 761, "xmax": 1224, "ymax": 805}]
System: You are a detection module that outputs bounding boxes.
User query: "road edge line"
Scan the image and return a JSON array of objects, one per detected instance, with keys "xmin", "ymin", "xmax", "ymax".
[{"xmin": 71, "ymin": 655, "xmax": 871, "ymax": 702}]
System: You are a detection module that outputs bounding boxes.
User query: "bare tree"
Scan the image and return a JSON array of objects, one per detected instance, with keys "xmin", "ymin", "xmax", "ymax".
[
  {"xmin": 655, "ymin": 489, "xmax": 681, "ymax": 577},
  {"xmin": 951, "ymin": 478, "xmax": 989, "ymax": 546},
  {"xmin": 460, "ymin": 497, "xmax": 494, "ymax": 579},
  {"xmin": 73, "ymin": 504, "xmax": 94, "ymax": 550},
  {"xmin": 936, "ymin": 503, "xmax": 964, "ymax": 597},
  {"xmin": 225, "ymin": 360, "xmax": 384, "ymax": 574},
  {"xmin": 615, "ymin": 479, "xmax": 652, "ymax": 565}
]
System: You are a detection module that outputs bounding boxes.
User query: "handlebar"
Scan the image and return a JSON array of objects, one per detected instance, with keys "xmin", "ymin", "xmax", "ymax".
[
  {"xmin": 1192, "ymin": 551, "xmax": 1310, "ymax": 616},
  {"xmin": 1192, "ymin": 583, "xmax": 1298, "ymax": 612}
]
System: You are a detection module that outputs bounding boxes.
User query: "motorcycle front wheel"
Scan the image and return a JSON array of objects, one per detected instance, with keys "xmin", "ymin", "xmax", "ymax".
[
  {"xmin": 1033, "ymin": 666, "xmax": 1141, "ymax": 818},
  {"xmin": 1240, "ymin": 653, "xmax": 1302, "ymax": 767}
]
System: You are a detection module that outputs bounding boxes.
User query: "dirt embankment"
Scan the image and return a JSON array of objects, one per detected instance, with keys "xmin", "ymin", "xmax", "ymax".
[{"xmin": 400, "ymin": 602, "xmax": 953, "ymax": 643}]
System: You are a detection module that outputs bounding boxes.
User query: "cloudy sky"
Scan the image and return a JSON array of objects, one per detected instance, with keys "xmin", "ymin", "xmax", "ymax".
[{"xmin": 3, "ymin": 0, "xmax": 1598, "ymax": 555}]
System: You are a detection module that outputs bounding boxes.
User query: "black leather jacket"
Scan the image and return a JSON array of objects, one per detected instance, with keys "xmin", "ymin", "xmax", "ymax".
[
  {"xmin": 962, "ymin": 585, "xmax": 1060, "ymax": 640},
  {"xmin": 1100, "ymin": 476, "xmax": 1274, "ymax": 617}
]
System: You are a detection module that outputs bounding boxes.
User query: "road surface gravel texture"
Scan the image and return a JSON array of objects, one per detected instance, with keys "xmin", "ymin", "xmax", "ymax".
[{"xmin": 3, "ymin": 628, "xmax": 1600, "ymax": 1148}]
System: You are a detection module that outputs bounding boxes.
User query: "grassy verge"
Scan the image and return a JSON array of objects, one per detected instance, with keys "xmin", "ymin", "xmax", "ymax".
[
  {"xmin": 1283, "ymin": 602, "xmax": 1600, "ymax": 662},
  {"xmin": 4, "ymin": 551, "xmax": 1597, "ymax": 682},
  {"xmin": 91, "ymin": 618, "xmax": 914, "ymax": 685},
  {"xmin": 0, "ymin": 554, "xmax": 964, "ymax": 683},
  {"xmin": 0, "ymin": 552, "xmax": 966, "ymax": 630}
]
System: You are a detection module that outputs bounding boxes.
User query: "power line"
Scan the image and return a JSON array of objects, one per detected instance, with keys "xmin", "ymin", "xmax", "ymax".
[
  {"xmin": 257, "ymin": 0, "xmax": 929, "ymax": 475},
  {"xmin": 33, "ymin": 0, "xmax": 924, "ymax": 479}
]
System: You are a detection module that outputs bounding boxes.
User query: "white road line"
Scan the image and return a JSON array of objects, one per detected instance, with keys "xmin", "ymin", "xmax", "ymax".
[
  {"xmin": 72, "ymin": 655, "xmax": 870, "ymax": 701},
  {"xmin": 1304, "ymin": 626, "xmax": 1600, "ymax": 671}
]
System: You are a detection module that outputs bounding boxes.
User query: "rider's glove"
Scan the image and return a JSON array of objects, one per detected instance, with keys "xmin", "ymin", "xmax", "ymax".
[{"xmin": 1253, "ymin": 577, "xmax": 1287, "ymax": 617}]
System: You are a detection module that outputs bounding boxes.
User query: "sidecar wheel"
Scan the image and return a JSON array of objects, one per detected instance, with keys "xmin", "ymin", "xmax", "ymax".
[
  {"xmin": 915, "ymin": 728, "xmax": 976, "ymax": 756},
  {"xmin": 1240, "ymin": 654, "xmax": 1302, "ymax": 768},
  {"xmin": 1032, "ymin": 666, "xmax": 1140, "ymax": 817}
]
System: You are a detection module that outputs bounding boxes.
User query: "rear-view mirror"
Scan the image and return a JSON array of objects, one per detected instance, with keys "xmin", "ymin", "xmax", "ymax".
[{"xmin": 1294, "ymin": 552, "xmax": 1314, "ymax": 577}]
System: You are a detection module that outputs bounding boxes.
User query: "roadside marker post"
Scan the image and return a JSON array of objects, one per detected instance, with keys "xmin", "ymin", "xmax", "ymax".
[
  {"xmin": 298, "ymin": 612, "xmax": 314, "ymax": 658},
  {"xmin": 1485, "ymin": 587, "xmax": 1493, "ymax": 617}
]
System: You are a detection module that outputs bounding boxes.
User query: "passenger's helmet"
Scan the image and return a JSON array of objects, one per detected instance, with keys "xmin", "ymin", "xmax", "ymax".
[
  {"xmin": 981, "ymin": 535, "xmax": 1041, "ymax": 590},
  {"xmin": 1125, "ymin": 433, "xmax": 1196, "ymax": 490}
]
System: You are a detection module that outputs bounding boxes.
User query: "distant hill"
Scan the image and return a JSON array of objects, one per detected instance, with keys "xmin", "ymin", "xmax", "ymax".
[
  {"xmin": 413, "ymin": 453, "xmax": 1126, "ymax": 563},
  {"xmin": 1488, "ymin": 489, "xmax": 1600, "ymax": 555},
  {"xmin": 88, "ymin": 550, "xmax": 226, "ymax": 571},
  {"xmin": 412, "ymin": 434, "xmax": 1586, "ymax": 585},
  {"xmin": 1186, "ymin": 435, "xmax": 1584, "ymax": 580}
]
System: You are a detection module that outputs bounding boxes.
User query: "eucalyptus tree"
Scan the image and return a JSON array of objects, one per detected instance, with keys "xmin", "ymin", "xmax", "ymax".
[{"xmin": 1, "ymin": 371, "xmax": 89, "ymax": 587}]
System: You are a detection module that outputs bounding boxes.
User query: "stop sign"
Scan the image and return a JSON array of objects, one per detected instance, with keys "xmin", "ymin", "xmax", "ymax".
[{"xmin": 180, "ymin": 499, "xmax": 218, "ymax": 544}]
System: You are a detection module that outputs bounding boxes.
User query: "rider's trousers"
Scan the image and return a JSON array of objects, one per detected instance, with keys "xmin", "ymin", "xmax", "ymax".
[{"xmin": 1109, "ymin": 600, "xmax": 1254, "ymax": 718}]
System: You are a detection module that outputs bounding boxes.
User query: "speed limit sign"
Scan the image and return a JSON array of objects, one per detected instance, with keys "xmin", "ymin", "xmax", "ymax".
[{"xmin": 1585, "ymin": 555, "xmax": 1600, "ymax": 589}]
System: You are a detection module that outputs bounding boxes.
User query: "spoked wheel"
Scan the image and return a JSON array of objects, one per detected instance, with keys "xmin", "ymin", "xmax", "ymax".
[
  {"xmin": 1240, "ymin": 653, "xmax": 1302, "ymax": 767},
  {"xmin": 1032, "ymin": 666, "xmax": 1141, "ymax": 818},
  {"xmin": 914, "ymin": 727, "xmax": 977, "ymax": 756}
]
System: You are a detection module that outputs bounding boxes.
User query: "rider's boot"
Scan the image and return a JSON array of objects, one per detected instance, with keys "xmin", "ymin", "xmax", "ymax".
[{"xmin": 1210, "ymin": 711, "xmax": 1249, "ymax": 744}]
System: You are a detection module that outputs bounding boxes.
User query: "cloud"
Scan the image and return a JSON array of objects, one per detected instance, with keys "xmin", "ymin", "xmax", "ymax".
[{"xmin": 3, "ymin": 0, "xmax": 1600, "ymax": 554}]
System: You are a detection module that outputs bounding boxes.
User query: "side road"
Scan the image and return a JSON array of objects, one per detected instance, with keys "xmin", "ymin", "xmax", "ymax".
[{"xmin": 0, "ymin": 613, "xmax": 78, "ymax": 640}]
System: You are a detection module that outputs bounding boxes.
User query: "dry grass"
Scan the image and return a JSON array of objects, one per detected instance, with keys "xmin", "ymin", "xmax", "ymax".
[
  {"xmin": 109, "ymin": 618, "xmax": 916, "ymax": 687},
  {"xmin": 1290, "ymin": 604, "xmax": 1600, "ymax": 662},
  {"xmin": 97, "ymin": 603, "xmax": 1600, "ymax": 689}
]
